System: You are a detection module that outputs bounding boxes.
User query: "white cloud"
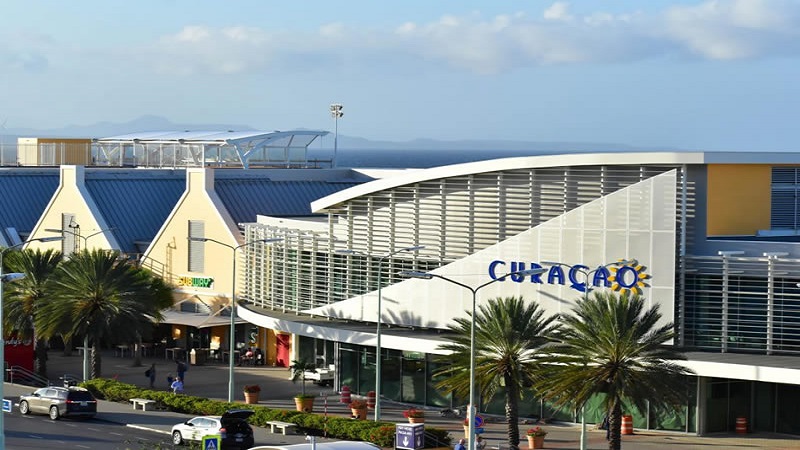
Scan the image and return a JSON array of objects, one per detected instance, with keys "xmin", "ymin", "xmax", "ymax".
[
  {"xmin": 543, "ymin": 2, "xmax": 573, "ymax": 22},
  {"xmin": 11, "ymin": 1, "xmax": 799, "ymax": 77},
  {"xmin": 663, "ymin": 0, "xmax": 800, "ymax": 59}
]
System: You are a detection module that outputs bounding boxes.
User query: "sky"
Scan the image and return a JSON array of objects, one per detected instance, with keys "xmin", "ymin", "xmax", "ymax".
[{"xmin": 2, "ymin": 0, "xmax": 800, "ymax": 151}]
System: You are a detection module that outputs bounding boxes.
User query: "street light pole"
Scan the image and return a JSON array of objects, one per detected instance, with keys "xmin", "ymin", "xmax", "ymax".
[
  {"xmin": 402, "ymin": 267, "xmax": 546, "ymax": 450},
  {"xmin": 338, "ymin": 245, "xmax": 424, "ymax": 421},
  {"xmin": 0, "ymin": 235, "xmax": 62, "ymax": 450},
  {"xmin": 329, "ymin": 103, "xmax": 343, "ymax": 168},
  {"xmin": 189, "ymin": 237, "xmax": 281, "ymax": 402},
  {"xmin": 45, "ymin": 227, "xmax": 116, "ymax": 253}
]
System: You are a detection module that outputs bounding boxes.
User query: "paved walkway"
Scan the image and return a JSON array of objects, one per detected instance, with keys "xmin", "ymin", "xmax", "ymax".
[{"xmin": 3, "ymin": 349, "xmax": 798, "ymax": 449}]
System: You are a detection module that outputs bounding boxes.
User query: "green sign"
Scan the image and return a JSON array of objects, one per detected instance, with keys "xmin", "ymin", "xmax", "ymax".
[{"xmin": 178, "ymin": 276, "xmax": 214, "ymax": 288}]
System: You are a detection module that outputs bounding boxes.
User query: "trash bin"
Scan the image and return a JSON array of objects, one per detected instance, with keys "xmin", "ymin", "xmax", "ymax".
[{"xmin": 189, "ymin": 348, "xmax": 206, "ymax": 366}]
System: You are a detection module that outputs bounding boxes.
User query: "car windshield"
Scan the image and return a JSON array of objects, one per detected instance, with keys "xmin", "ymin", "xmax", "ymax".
[{"xmin": 68, "ymin": 391, "xmax": 95, "ymax": 401}]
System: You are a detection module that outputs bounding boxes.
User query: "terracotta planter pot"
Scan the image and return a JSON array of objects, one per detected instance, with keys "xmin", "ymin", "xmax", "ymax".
[
  {"xmin": 408, "ymin": 417, "xmax": 425, "ymax": 424},
  {"xmin": 294, "ymin": 396, "xmax": 315, "ymax": 412},
  {"xmin": 244, "ymin": 392, "xmax": 259, "ymax": 404},
  {"xmin": 527, "ymin": 435, "xmax": 545, "ymax": 449},
  {"xmin": 351, "ymin": 407, "xmax": 367, "ymax": 420}
]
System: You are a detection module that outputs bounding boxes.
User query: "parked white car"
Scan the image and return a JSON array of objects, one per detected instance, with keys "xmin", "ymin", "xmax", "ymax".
[{"xmin": 171, "ymin": 409, "xmax": 254, "ymax": 449}]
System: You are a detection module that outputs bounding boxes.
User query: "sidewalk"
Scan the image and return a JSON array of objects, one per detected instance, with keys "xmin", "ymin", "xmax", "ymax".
[{"xmin": 4, "ymin": 349, "xmax": 798, "ymax": 449}]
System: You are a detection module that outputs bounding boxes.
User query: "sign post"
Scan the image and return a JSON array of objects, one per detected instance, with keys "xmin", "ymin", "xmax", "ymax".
[
  {"xmin": 202, "ymin": 435, "xmax": 221, "ymax": 450},
  {"xmin": 395, "ymin": 423, "xmax": 424, "ymax": 450},
  {"xmin": 2, "ymin": 399, "xmax": 11, "ymax": 413}
]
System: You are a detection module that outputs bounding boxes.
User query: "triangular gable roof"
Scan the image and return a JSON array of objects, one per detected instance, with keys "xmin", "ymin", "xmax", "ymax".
[
  {"xmin": 0, "ymin": 168, "xmax": 60, "ymax": 244},
  {"xmin": 83, "ymin": 170, "xmax": 186, "ymax": 254}
]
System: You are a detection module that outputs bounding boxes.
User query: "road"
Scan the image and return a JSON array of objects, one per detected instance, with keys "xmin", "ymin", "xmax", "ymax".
[{"xmin": 4, "ymin": 412, "xmax": 174, "ymax": 450}]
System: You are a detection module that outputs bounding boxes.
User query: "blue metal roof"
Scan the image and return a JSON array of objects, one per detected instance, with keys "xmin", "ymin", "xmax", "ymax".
[
  {"xmin": 84, "ymin": 170, "xmax": 186, "ymax": 254},
  {"xmin": 215, "ymin": 179, "xmax": 363, "ymax": 223},
  {"xmin": 0, "ymin": 169, "xmax": 60, "ymax": 239}
]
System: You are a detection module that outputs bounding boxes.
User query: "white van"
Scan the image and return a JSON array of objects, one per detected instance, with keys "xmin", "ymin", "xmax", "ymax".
[{"xmin": 249, "ymin": 442, "xmax": 382, "ymax": 450}]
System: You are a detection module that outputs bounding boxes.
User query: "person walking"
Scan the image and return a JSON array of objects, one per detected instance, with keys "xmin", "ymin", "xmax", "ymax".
[
  {"xmin": 176, "ymin": 359, "xmax": 187, "ymax": 384},
  {"xmin": 170, "ymin": 376, "xmax": 184, "ymax": 394},
  {"xmin": 454, "ymin": 438, "xmax": 466, "ymax": 450},
  {"xmin": 145, "ymin": 363, "xmax": 156, "ymax": 388}
]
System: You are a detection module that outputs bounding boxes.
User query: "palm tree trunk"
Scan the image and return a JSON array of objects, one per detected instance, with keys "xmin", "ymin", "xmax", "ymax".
[
  {"xmin": 62, "ymin": 335, "xmax": 72, "ymax": 356},
  {"xmin": 33, "ymin": 338, "xmax": 48, "ymax": 377},
  {"xmin": 133, "ymin": 332, "xmax": 142, "ymax": 367},
  {"xmin": 609, "ymin": 401, "xmax": 622, "ymax": 450},
  {"xmin": 90, "ymin": 345, "xmax": 102, "ymax": 379},
  {"xmin": 504, "ymin": 372, "xmax": 521, "ymax": 450}
]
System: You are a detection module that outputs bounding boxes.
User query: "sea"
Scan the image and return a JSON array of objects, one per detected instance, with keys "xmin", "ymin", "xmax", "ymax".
[{"xmin": 308, "ymin": 148, "xmax": 556, "ymax": 169}]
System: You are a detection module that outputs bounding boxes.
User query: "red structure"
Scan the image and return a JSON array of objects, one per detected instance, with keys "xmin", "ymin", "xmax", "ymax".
[{"xmin": 4, "ymin": 333, "xmax": 34, "ymax": 373}]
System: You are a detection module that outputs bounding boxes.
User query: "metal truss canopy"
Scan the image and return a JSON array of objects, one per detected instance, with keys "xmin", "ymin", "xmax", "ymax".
[{"xmin": 93, "ymin": 130, "xmax": 329, "ymax": 169}]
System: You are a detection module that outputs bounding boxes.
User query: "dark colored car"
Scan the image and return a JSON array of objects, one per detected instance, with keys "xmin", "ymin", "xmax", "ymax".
[
  {"xmin": 172, "ymin": 409, "xmax": 255, "ymax": 449},
  {"xmin": 18, "ymin": 386, "xmax": 97, "ymax": 420}
]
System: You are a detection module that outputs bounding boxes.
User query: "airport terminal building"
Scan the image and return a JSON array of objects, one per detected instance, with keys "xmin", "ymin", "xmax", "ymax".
[
  {"xmin": 13, "ymin": 142, "xmax": 800, "ymax": 436},
  {"xmin": 233, "ymin": 152, "xmax": 800, "ymax": 436}
]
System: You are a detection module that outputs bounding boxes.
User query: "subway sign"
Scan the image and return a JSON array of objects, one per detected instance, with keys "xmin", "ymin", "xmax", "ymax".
[
  {"xmin": 488, "ymin": 260, "xmax": 650, "ymax": 294},
  {"xmin": 177, "ymin": 276, "xmax": 214, "ymax": 288}
]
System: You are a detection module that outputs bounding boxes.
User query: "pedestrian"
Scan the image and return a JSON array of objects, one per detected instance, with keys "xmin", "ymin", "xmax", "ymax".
[
  {"xmin": 601, "ymin": 412, "xmax": 610, "ymax": 441},
  {"xmin": 475, "ymin": 435, "xmax": 486, "ymax": 450},
  {"xmin": 454, "ymin": 438, "xmax": 466, "ymax": 450},
  {"xmin": 171, "ymin": 376, "xmax": 184, "ymax": 394},
  {"xmin": 166, "ymin": 373, "xmax": 174, "ymax": 390},
  {"xmin": 145, "ymin": 363, "xmax": 156, "ymax": 388},
  {"xmin": 176, "ymin": 359, "xmax": 187, "ymax": 384}
]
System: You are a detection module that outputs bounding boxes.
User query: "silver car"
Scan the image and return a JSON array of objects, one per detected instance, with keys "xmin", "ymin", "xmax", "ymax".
[{"xmin": 18, "ymin": 386, "xmax": 97, "ymax": 420}]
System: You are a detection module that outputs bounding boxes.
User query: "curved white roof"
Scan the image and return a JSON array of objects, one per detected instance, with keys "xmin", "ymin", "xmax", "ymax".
[{"xmin": 311, "ymin": 151, "xmax": 800, "ymax": 212}]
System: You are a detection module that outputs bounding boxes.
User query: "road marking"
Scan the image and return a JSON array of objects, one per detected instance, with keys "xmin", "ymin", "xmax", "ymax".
[
  {"xmin": 26, "ymin": 434, "xmax": 43, "ymax": 439},
  {"xmin": 76, "ymin": 445, "xmax": 91, "ymax": 449},
  {"xmin": 87, "ymin": 427, "xmax": 101, "ymax": 431},
  {"xmin": 110, "ymin": 432, "xmax": 124, "ymax": 436}
]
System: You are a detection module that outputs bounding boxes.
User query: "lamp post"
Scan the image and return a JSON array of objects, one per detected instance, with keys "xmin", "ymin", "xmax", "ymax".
[
  {"xmin": 189, "ymin": 237, "xmax": 281, "ymax": 402},
  {"xmin": 45, "ymin": 227, "xmax": 116, "ymax": 253},
  {"xmin": 329, "ymin": 103, "xmax": 343, "ymax": 168},
  {"xmin": 338, "ymin": 245, "xmax": 424, "ymax": 421},
  {"xmin": 541, "ymin": 260, "xmax": 630, "ymax": 450},
  {"xmin": 1, "ymin": 235, "xmax": 62, "ymax": 449},
  {"xmin": 401, "ymin": 267, "xmax": 546, "ymax": 450}
]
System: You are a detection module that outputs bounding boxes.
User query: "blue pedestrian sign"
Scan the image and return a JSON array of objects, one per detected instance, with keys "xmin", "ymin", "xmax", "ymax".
[
  {"xmin": 202, "ymin": 435, "xmax": 221, "ymax": 450},
  {"xmin": 473, "ymin": 414, "xmax": 484, "ymax": 428},
  {"xmin": 2, "ymin": 399, "xmax": 11, "ymax": 413},
  {"xmin": 395, "ymin": 423, "xmax": 424, "ymax": 450}
]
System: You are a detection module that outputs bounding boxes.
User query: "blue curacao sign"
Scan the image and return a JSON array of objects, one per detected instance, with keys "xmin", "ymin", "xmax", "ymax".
[{"xmin": 487, "ymin": 260, "xmax": 650, "ymax": 294}]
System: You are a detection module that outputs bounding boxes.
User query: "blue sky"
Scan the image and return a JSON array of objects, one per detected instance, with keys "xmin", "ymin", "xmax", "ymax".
[{"xmin": 2, "ymin": 0, "xmax": 799, "ymax": 151}]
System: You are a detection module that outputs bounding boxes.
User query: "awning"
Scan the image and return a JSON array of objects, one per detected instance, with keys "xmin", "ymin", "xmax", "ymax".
[{"xmin": 159, "ymin": 310, "xmax": 248, "ymax": 329}]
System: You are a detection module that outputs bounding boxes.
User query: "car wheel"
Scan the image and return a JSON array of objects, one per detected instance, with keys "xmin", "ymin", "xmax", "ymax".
[
  {"xmin": 49, "ymin": 406, "xmax": 60, "ymax": 420},
  {"xmin": 19, "ymin": 401, "xmax": 30, "ymax": 415},
  {"xmin": 172, "ymin": 430, "xmax": 184, "ymax": 445}
]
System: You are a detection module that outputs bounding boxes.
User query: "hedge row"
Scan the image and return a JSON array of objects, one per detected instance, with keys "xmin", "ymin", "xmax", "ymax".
[{"xmin": 82, "ymin": 379, "xmax": 452, "ymax": 448}]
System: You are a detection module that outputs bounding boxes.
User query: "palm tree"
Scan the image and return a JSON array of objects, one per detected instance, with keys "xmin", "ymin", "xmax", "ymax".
[
  {"xmin": 435, "ymin": 297, "xmax": 559, "ymax": 450},
  {"xmin": 2, "ymin": 248, "xmax": 62, "ymax": 377},
  {"xmin": 536, "ymin": 291, "xmax": 693, "ymax": 450},
  {"xmin": 36, "ymin": 249, "xmax": 171, "ymax": 379}
]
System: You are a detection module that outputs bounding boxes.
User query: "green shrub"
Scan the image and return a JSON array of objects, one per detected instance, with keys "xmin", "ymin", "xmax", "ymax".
[{"xmin": 81, "ymin": 378, "xmax": 450, "ymax": 448}]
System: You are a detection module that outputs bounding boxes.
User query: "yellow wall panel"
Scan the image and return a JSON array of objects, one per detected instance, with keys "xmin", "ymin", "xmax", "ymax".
[{"xmin": 707, "ymin": 164, "xmax": 771, "ymax": 236}]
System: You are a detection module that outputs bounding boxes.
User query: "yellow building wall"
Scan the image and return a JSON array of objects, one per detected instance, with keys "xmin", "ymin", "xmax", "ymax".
[
  {"xmin": 27, "ymin": 166, "xmax": 114, "ymax": 252},
  {"xmin": 145, "ymin": 169, "xmax": 240, "ymax": 305},
  {"xmin": 707, "ymin": 164, "xmax": 772, "ymax": 236}
]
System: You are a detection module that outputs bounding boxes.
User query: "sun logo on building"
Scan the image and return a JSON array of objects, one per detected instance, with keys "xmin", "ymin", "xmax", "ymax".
[{"xmin": 607, "ymin": 259, "xmax": 650, "ymax": 295}]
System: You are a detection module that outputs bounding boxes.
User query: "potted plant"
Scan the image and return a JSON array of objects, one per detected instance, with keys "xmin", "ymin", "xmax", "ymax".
[
  {"xmin": 243, "ymin": 384, "xmax": 261, "ymax": 404},
  {"xmin": 403, "ymin": 407, "xmax": 425, "ymax": 423},
  {"xmin": 289, "ymin": 359, "xmax": 317, "ymax": 412},
  {"xmin": 526, "ymin": 426, "xmax": 548, "ymax": 449},
  {"xmin": 350, "ymin": 399, "xmax": 368, "ymax": 420}
]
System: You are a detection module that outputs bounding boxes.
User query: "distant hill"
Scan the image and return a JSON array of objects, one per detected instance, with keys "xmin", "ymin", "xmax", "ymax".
[{"xmin": 1, "ymin": 115, "xmax": 667, "ymax": 152}]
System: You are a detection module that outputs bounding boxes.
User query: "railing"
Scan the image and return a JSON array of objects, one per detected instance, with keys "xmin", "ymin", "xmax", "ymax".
[{"xmin": 5, "ymin": 365, "xmax": 51, "ymax": 387}]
